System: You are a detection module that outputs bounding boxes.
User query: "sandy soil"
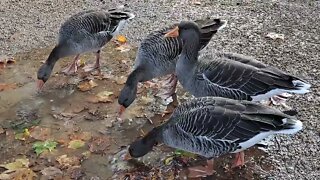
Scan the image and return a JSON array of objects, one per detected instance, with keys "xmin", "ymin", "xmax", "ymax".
[{"xmin": 0, "ymin": 0, "xmax": 319, "ymax": 179}]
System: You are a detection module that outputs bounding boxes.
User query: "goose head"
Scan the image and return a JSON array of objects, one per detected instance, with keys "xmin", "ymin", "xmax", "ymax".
[
  {"xmin": 164, "ymin": 19, "xmax": 227, "ymax": 40},
  {"xmin": 37, "ymin": 63, "xmax": 53, "ymax": 91}
]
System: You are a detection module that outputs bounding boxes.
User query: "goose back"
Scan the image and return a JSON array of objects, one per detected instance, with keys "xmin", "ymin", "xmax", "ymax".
[
  {"xmin": 159, "ymin": 97, "xmax": 302, "ymax": 158},
  {"xmin": 57, "ymin": 10, "xmax": 133, "ymax": 54}
]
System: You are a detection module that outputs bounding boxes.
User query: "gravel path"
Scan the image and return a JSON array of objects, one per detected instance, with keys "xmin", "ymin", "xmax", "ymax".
[{"xmin": 1, "ymin": 0, "xmax": 319, "ymax": 179}]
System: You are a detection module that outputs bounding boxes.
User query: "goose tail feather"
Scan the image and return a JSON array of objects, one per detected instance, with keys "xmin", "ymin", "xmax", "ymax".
[
  {"xmin": 289, "ymin": 80, "xmax": 311, "ymax": 94},
  {"xmin": 277, "ymin": 118, "xmax": 303, "ymax": 134}
]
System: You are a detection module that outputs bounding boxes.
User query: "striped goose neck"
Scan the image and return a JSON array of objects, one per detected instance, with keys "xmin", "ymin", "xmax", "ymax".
[
  {"xmin": 125, "ymin": 68, "xmax": 145, "ymax": 86},
  {"xmin": 180, "ymin": 30, "xmax": 200, "ymax": 64},
  {"xmin": 46, "ymin": 45, "xmax": 63, "ymax": 66}
]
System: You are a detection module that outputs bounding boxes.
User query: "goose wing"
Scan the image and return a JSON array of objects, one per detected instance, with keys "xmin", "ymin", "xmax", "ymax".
[
  {"xmin": 197, "ymin": 53, "xmax": 298, "ymax": 97},
  {"xmin": 170, "ymin": 97, "xmax": 293, "ymax": 145}
]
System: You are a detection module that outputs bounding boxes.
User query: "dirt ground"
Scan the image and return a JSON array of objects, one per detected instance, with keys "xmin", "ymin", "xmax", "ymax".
[{"xmin": 0, "ymin": 0, "xmax": 319, "ymax": 179}]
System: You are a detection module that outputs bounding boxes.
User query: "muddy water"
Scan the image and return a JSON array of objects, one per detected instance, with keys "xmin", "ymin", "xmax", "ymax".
[
  {"xmin": 0, "ymin": 43, "xmax": 271, "ymax": 179},
  {"xmin": 0, "ymin": 44, "xmax": 159, "ymax": 179}
]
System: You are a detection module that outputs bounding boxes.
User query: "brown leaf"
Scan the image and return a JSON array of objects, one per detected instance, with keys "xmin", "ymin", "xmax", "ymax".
[
  {"xmin": 115, "ymin": 76, "xmax": 127, "ymax": 85},
  {"xmin": 69, "ymin": 131, "xmax": 92, "ymax": 141},
  {"xmin": 30, "ymin": 126, "xmax": 51, "ymax": 141},
  {"xmin": 96, "ymin": 91, "xmax": 114, "ymax": 103},
  {"xmin": 9, "ymin": 168, "xmax": 37, "ymax": 180},
  {"xmin": 88, "ymin": 136, "xmax": 111, "ymax": 154},
  {"xmin": 77, "ymin": 80, "xmax": 98, "ymax": 92},
  {"xmin": 56, "ymin": 155, "xmax": 80, "ymax": 168},
  {"xmin": 0, "ymin": 83, "xmax": 17, "ymax": 92}
]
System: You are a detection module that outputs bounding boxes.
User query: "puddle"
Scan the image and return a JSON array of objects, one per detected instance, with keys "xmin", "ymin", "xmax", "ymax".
[{"xmin": 0, "ymin": 43, "xmax": 272, "ymax": 179}]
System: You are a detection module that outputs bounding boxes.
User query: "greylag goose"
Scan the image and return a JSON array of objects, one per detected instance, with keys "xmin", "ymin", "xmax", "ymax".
[
  {"xmin": 118, "ymin": 18, "xmax": 227, "ymax": 115},
  {"xmin": 36, "ymin": 8, "xmax": 135, "ymax": 91},
  {"xmin": 164, "ymin": 21, "xmax": 311, "ymax": 106},
  {"xmin": 128, "ymin": 97, "xmax": 303, "ymax": 177}
]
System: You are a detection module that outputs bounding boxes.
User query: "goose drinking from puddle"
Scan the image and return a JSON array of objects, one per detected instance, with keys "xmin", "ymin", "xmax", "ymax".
[
  {"xmin": 127, "ymin": 97, "xmax": 303, "ymax": 177},
  {"xmin": 118, "ymin": 18, "xmax": 227, "ymax": 115},
  {"xmin": 36, "ymin": 8, "xmax": 135, "ymax": 91},
  {"xmin": 163, "ymin": 21, "xmax": 311, "ymax": 106}
]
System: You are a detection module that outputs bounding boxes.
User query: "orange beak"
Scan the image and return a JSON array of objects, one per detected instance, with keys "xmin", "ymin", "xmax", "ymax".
[
  {"xmin": 118, "ymin": 105, "xmax": 126, "ymax": 117},
  {"xmin": 124, "ymin": 151, "xmax": 132, "ymax": 161},
  {"xmin": 164, "ymin": 26, "xmax": 179, "ymax": 38},
  {"xmin": 36, "ymin": 80, "xmax": 45, "ymax": 92}
]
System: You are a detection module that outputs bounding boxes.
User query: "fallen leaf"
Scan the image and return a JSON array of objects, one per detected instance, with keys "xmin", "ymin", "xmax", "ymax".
[
  {"xmin": 30, "ymin": 126, "xmax": 51, "ymax": 141},
  {"xmin": 77, "ymin": 80, "xmax": 98, "ymax": 92},
  {"xmin": 266, "ymin": 32, "xmax": 285, "ymax": 40},
  {"xmin": 14, "ymin": 129, "xmax": 30, "ymax": 141},
  {"xmin": 0, "ymin": 157, "xmax": 29, "ymax": 171},
  {"xmin": 68, "ymin": 140, "xmax": 85, "ymax": 149},
  {"xmin": 78, "ymin": 59, "xmax": 86, "ymax": 67},
  {"xmin": 56, "ymin": 155, "xmax": 80, "ymax": 168},
  {"xmin": 115, "ymin": 35, "xmax": 127, "ymax": 44},
  {"xmin": 70, "ymin": 131, "xmax": 92, "ymax": 141},
  {"xmin": 0, "ymin": 83, "xmax": 17, "ymax": 92},
  {"xmin": 41, "ymin": 166, "xmax": 63, "ymax": 179},
  {"xmin": 114, "ymin": 76, "xmax": 127, "ymax": 85},
  {"xmin": 88, "ymin": 136, "xmax": 111, "ymax": 154},
  {"xmin": 164, "ymin": 156, "xmax": 174, "ymax": 165},
  {"xmin": 115, "ymin": 44, "xmax": 131, "ymax": 52},
  {"xmin": 81, "ymin": 151, "xmax": 91, "ymax": 159},
  {"xmin": 174, "ymin": 149, "xmax": 197, "ymax": 159},
  {"xmin": 33, "ymin": 140, "xmax": 58, "ymax": 156},
  {"xmin": 3, "ymin": 168, "xmax": 37, "ymax": 180},
  {"xmin": 96, "ymin": 91, "xmax": 114, "ymax": 103}
]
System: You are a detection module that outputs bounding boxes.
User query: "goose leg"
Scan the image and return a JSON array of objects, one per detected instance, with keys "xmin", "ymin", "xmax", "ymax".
[
  {"xmin": 187, "ymin": 159, "xmax": 215, "ymax": 178},
  {"xmin": 62, "ymin": 54, "xmax": 80, "ymax": 75},
  {"xmin": 232, "ymin": 151, "xmax": 245, "ymax": 168},
  {"xmin": 83, "ymin": 50, "xmax": 101, "ymax": 73},
  {"xmin": 156, "ymin": 74, "xmax": 178, "ymax": 100}
]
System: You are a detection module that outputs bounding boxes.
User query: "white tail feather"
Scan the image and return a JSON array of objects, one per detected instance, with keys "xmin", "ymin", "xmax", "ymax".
[
  {"xmin": 289, "ymin": 80, "xmax": 311, "ymax": 94},
  {"xmin": 277, "ymin": 118, "xmax": 303, "ymax": 134}
]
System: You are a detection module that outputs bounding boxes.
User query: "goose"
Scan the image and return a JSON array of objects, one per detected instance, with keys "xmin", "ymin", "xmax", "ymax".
[
  {"xmin": 163, "ymin": 21, "xmax": 311, "ymax": 106},
  {"xmin": 127, "ymin": 97, "xmax": 303, "ymax": 177},
  {"xmin": 36, "ymin": 8, "xmax": 135, "ymax": 91},
  {"xmin": 118, "ymin": 18, "xmax": 227, "ymax": 115}
]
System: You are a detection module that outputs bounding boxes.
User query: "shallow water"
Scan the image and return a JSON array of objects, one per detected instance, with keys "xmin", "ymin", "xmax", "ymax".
[{"xmin": 0, "ymin": 43, "xmax": 270, "ymax": 179}]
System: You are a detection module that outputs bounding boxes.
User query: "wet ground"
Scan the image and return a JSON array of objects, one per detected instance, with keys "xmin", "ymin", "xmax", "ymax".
[{"xmin": 0, "ymin": 42, "xmax": 273, "ymax": 179}]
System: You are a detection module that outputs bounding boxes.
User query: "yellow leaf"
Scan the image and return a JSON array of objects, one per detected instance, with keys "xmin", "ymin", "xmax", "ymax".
[
  {"xmin": 96, "ymin": 91, "xmax": 114, "ymax": 103},
  {"xmin": 77, "ymin": 80, "xmax": 98, "ymax": 92},
  {"xmin": 0, "ymin": 157, "xmax": 29, "ymax": 171},
  {"xmin": 68, "ymin": 140, "xmax": 85, "ymax": 149},
  {"xmin": 116, "ymin": 35, "xmax": 127, "ymax": 43}
]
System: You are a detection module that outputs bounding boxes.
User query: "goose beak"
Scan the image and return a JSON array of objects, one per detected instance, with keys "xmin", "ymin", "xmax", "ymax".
[
  {"xmin": 118, "ymin": 105, "xmax": 126, "ymax": 117},
  {"xmin": 164, "ymin": 26, "xmax": 179, "ymax": 38},
  {"xmin": 36, "ymin": 80, "xmax": 45, "ymax": 92}
]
